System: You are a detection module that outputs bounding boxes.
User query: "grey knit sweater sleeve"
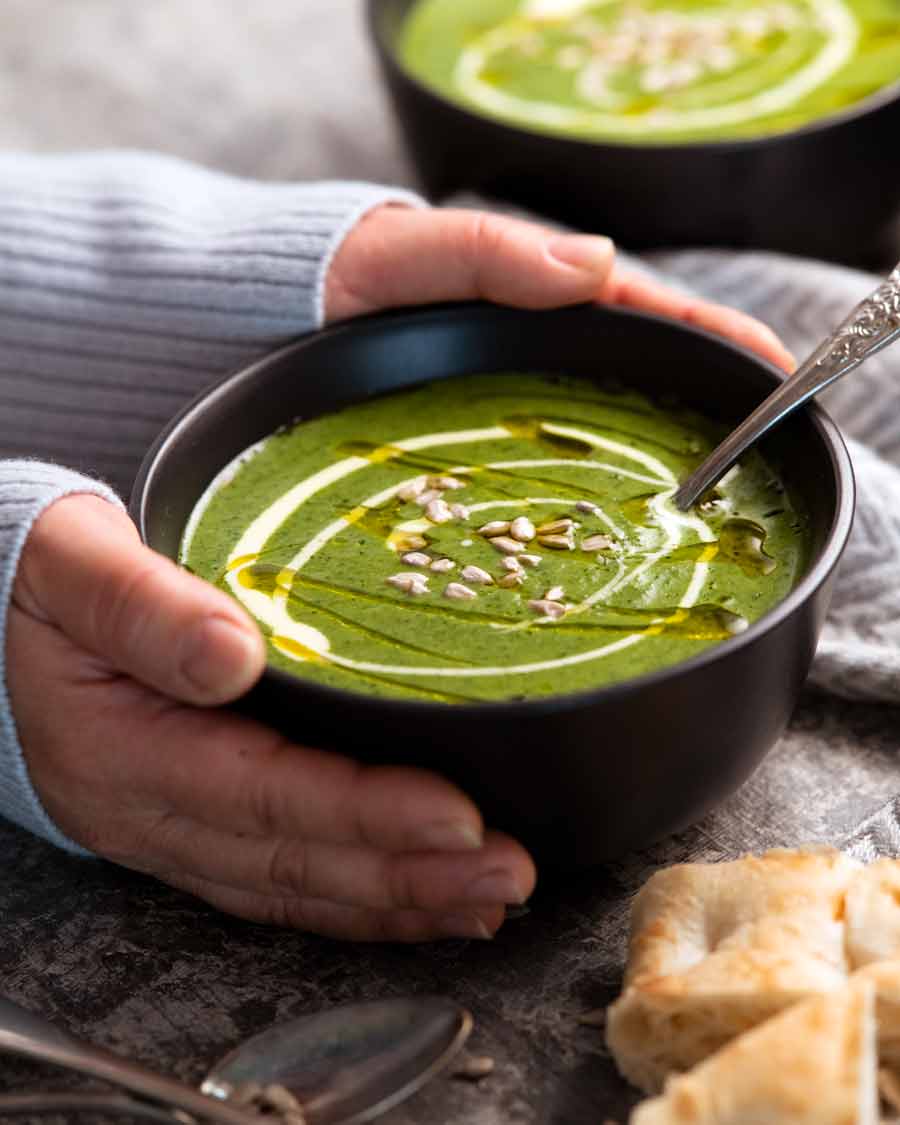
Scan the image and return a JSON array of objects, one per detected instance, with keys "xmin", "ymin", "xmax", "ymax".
[{"xmin": 0, "ymin": 150, "xmax": 424, "ymax": 853}]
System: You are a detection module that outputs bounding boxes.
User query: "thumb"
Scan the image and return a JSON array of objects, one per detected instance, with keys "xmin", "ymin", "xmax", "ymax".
[
  {"xmin": 325, "ymin": 206, "xmax": 615, "ymax": 320},
  {"xmin": 16, "ymin": 494, "xmax": 265, "ymax": 706}
]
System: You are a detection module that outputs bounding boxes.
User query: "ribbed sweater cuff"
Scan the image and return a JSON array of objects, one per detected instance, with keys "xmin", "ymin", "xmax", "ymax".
[
  {"xmin": 0, "ymin": 461, "xmax": 123, "ymax": 855},
  {"xmin": 0, "ymin": 150, "xmax": 426, "ymax": 342}
]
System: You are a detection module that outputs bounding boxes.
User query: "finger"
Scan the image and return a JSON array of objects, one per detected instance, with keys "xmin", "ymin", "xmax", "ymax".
[
  {"xmin": 137, "ymin": 815, "xmax": 535, "ymax": 912},
  {"xmin": 162, "ymin": 872, "xmax": 508, "ymax": 941},
  {"xmin": 17, "ymin": 494, "xmax": 265, "ymax": 706},
  {"xmin": 325, "ymin": 205, "xmax": 615, "ymax": 319},
  {"xmin": 113, "ymin": 700, "xmax": 490, "ymax": 853},
  {"xmin": 601, "ymin": 267, "xmax": 796, "ymax": 373},
  {"xmin": 9, "ymin": 606, "xmax": 492, "ymax": 862}
]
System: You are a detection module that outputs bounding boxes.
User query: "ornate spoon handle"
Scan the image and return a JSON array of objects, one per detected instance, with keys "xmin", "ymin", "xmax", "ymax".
[{"xmin": 674, "ymin": 263, "xmax": 900, "ymax": 511}]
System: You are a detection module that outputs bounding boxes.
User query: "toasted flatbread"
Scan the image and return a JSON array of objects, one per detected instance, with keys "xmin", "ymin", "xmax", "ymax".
[
  {"xmin": 855, "ymin": 960, "xmax": 900, "ymax": 1078},
  {"xmin": 630, "ymin": 977, "xmax": 877, "ymax": 1125},
  {"xmin": 607, "ymin": 848, "xmax": 861, "ymax": 1093},
  {"xmin": 847, "ymin": 861, "xmax": 900, "ymax": 970}
]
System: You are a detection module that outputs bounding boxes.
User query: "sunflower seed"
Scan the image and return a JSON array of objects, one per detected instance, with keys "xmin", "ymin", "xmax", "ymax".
[
  {"xmin": 393, "ymin": 533, "xmax": 428, "ymax": 552},
  {"xmin": 498, "ymin": 572, "xmax": 525, "ymax": 589},
  {"xmin": 538, "ymin": 534, "xmax": 574, "ymax": 550},
  {"xmin": 545, "ymin": 585, "xmax": 565, "ymax": 602},
  {"xmin": 450, "ymin": 503, "xmax": 471, "ymax": 520},
  {"xmin": 387, "ymin": 573, "xmax": 429, "ymax": 595},
  {"xmin": 576, "ymin": 500, "xmax": 599, "ymax": 514},
  {"xmin": 425, "ymin": 498, "xmax": 453, "ymax": 524},
  {"xmin": 414, "ymin": 488, "xmax": 442, "ymax": 507},
  {"xmin": 509, "ymin": 516, "xmax": 536, "ymax": 542},
  {"xmin": 528, "ymin": 599, "xmax": 567, "ymax": 619},
  {"xmin": 261, "ymin": 1085, "xmax": 304, "ymax": 1113},
  {"xmin": 445, "ymin": 582, "xmax": 477, "ymax": 601},
  {"xmin": 519, "ymin": 554, "xmax": 542, "ymax": 568},
  {"xmin": 232, "ymin": 1082, "xmax": 264, "ymax": 1106},
  {"xmin": 479, "ymin": 520, "xmax": 511, "ymax": 538},
  {"xmin": 453, "ymin": 1055, "xmax": 495, "ymax": 1081},
  {"xmin": 461, "ymin": 565, "xmax": 494, "ymax": 586},
  {"xmin": 397, "ymin": 477, "xmax": 427, "ymax": 502},
  {"xmin": 537, "ymin": 518, "xmax": 574, "ymax": 534},
  {"xmin": 401, "ymin": 551, "xmax": 432, "ymax": 568},
  {"xmin": 491, "ymin": 536, "xmax": 527, "ymax": 555},
  {"xmin": 430, "ymin": 557, "xmax": 456, "ymax": 573},
  {"xmin": 582, "ymin": 534, "xmax": 613, "ymax": 552},
  {"xmin": 428, "ymin": 475, "xmax": 465, "ymax": 490},
  {"xmin": 501, "ymin": 556, "xmax": 523, "ymax": 573}
]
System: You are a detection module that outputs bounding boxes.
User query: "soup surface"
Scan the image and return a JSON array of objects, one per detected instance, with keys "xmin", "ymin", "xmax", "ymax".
[
  {"xmin": 400, "ymin": 0, "xmax": 900, "ymax": 142},
  {"xmin": 182, "ymin": 373, "xmax": 808, "ymax": 703}
]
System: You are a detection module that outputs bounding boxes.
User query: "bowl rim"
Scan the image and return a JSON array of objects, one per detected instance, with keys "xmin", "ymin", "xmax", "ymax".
[
  {"xmin": 131, "ymin": 301, "xmax": 856, "ymax": 719},
  {"xmin": 367, "ymin": 0, "xmax": 900, "ymax": 154}
]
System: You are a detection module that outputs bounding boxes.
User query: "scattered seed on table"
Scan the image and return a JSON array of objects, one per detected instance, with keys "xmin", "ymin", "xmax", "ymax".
[
  {"xmin": 445, "ymin": 582, "xmax": 477, "ymax": 601},
  {"xmin": 519, "ymin": 553, "xmax": 542, "ymax": 568},
  {"xmin": 461, "ymin": 564, "xmax": 494, "ymax": 585},
  {"xmin": 450, "ymin": 502, "xmax": 471, "ymax": 520},
  {"xmin": 430, "ymin": 557, "xmax": 455, "ymax": 573},
  {"xmin": 261, "ymin": 1085, "xmax": 304, "ymax": 1113},
  {"xmin": 545, "ymin": 585, "xmax": 565, "ymax": 602},
  {"xmin": 501, "ymin": 556, "xmax": 523, "ymax": 573},
  {"xmin": 498, "ymin": 572, "xmax": 525, "ymax": 588},
  {"xmin": 452, "ymin": 1055, "xmax": 495, "ymax": 1081}
]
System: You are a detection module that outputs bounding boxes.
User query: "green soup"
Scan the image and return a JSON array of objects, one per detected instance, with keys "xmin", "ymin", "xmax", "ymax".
[
  {"xmin": 400, "ymin": 0, "xmax": 900, "ymax": 142},
  {"xmin": 182, "ymin": 373, "xmax": 809, "ymax": 704}
]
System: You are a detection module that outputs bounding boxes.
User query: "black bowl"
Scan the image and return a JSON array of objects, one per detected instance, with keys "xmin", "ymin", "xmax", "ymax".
[
  {"xmin": 131, "ymin": 304, "xmax": 854, "ymax": 868},
  {"xmin": 368, "ymin": 0, "xmax": 900, "ymax": 265}
]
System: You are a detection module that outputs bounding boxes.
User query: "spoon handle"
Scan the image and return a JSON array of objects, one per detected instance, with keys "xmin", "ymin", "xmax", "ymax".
[
  {"xmin": 0, "ymin": 995, "xmax": 261, "ymax": 1125},
  {"xmin": 0, "ymin": 1091, "xmax": 188, "ymax": 1122},
  {"xmin": 674, "ymin": 263, "xmax": 900, "ymax": 510}
]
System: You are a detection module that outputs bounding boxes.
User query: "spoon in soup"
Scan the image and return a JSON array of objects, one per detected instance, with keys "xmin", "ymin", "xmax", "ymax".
[
  {"xmin": 0, "ymin": 994, "xmax": 472, "ymax": 1125},
  {"xmin": 674, "ymin": 263, "xmax": 900, "ymax": 511}
]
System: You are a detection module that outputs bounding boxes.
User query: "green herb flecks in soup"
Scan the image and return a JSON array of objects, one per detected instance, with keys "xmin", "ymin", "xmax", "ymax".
[
  {"xmin": 400, "ymin": 0, "xmax": 900, "ymax": 142},
  {"xmin": 182, "ymin": 374, "xmax": 808, "ymax": 703}
]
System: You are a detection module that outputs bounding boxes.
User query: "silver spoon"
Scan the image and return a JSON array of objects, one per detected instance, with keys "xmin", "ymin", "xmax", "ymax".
[
  {"xmin": 0, "ymin": 994, "xmax": 471, "ymax": 1125},
  {"xmin": 674, "ymin": 262, "xmax": 900, "ymax": 511}
]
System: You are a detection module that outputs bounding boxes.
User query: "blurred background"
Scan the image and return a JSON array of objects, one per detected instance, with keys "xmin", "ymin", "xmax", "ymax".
[{"xmin": 0, "ymin": 0, "xmax": 412, "ymax": 184}]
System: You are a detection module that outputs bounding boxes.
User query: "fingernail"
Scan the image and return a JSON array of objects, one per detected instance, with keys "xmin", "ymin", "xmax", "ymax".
[
  {"xmin": 437, "ymin": 914, "xmax": 494, "ymax": 941},
  {"xmin": 547, "ymin": 234, "xmax": 614, "ymax": 273},
  {"xmin": 414, "ymin": 821, "xmax": 484, "ymax": 852},
  {"xmin": 181, "ymin": 616, "xmax": 261, "ymax": 698},
  {"xmin": 465, "ymin": 869, "xmax": 527, "ymax": 906}
]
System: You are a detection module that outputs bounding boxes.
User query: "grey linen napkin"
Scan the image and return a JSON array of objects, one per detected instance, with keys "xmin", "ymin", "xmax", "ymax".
[{"xmin": 642, "ymin": 249, "xmax": 900, "ymax": 705}]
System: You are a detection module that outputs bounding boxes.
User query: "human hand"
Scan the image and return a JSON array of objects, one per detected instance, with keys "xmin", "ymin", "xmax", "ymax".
[
  {"xmin": 8, "ymin": 495, "xmax": 535, "ymax": 940},
  {"xmin": 325, "ymin": 205, "xmax": 795, "ymax": 372}
]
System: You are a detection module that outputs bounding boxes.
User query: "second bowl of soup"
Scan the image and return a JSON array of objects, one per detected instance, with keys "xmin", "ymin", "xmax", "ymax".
[{"xmin": 369, "ymin": 0, "xmax": 900, "ymax": 261}]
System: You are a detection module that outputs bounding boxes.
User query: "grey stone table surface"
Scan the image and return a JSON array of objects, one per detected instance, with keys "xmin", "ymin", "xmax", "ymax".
[{"xmin": 1, "ymin": 3, "xmax": 899, "ymax": 1124}]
